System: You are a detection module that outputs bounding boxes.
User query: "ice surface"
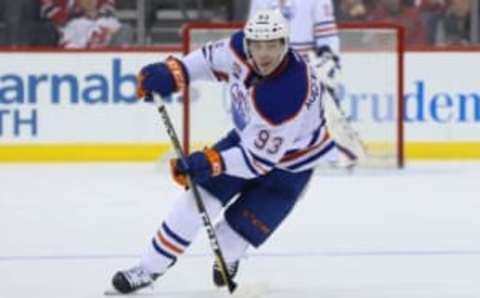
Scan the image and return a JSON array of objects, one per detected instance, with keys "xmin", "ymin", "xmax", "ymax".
[{"xmin": 1, "ymin": 161, "xmax": 479, "ymax": 298}]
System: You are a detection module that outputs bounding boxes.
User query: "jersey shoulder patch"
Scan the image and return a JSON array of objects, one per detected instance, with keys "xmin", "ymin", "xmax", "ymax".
[{"xmin": 253, "ymin": 52, "xmax": 309, "ymax": 126}]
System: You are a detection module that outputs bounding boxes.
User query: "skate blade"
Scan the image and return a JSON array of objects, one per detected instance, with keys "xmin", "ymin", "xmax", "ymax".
[
  {"xmin": 104, "ymin": 289, "xmax": 121, "ymax": 296},
  {"xmin": 104, "ymin": 287, "xmax": 155, "ymax": 296}
]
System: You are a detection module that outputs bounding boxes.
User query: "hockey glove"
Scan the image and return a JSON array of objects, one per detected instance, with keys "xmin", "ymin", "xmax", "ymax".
[
  {"xmin": 169, "ymin": 148, "xmax": 224, "ymax": 187},
  {"xmin": 136, "ymin": 57, "xmax": 188, "ymax": 100},
  {"xmin": 314, "ymin": 46, "xmax": 341, "ymax": 90}
]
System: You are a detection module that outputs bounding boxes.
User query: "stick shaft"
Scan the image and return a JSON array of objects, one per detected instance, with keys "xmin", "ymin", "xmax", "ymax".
[{"xmin": 151, "ymin": 94, "xmax": 237, "ymax": 293}]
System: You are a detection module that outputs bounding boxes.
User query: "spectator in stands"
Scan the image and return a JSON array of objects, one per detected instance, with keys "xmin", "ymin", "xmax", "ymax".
[
  {"xmin": 368, "ymin": 0, "xmax": 428, "ymax": 47},
  {"xmin": 336, "ymin": 0, "xmax": 368, "ymax": 22},
  {"xmin": 3, "ymin": 0, "xmax": 35, "ymax": 46},
  {"xmin": 419, "ymin": 0, "xmax": 447, "ymax": 12},
  {"xmin": 418, "ymin": 0, "xmax": 447, "ymax": 45},
  {"xmin": 2, "ymin": 0, "xmax": 57, "ymax": 46},
  {"xmin": 41, "ymin": 0, "xmax": 133, "ymax": 48},
  {"xmin": 436, "ymin": 0, "xmax": 472, "ymax": 46}
]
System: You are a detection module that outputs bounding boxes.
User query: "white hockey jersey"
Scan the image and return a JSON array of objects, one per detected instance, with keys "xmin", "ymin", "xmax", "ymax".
[
  {"xmin": 248, "ymin": 0, "xmax": 339, "ymax": 57},
  {"xmin": 181, "ymin": 31, "xmax": 335, "ymax": 179}
]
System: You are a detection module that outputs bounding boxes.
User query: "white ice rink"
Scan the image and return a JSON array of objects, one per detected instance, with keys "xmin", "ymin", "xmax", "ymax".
[{"xmin": 1, "ymin": 161, "xmax": 480, "ymax": 298}]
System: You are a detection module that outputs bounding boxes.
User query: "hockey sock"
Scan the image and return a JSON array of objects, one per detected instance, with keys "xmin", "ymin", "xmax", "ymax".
[
  {"xmin": 140, "ymin": 187, "xmax": 223, "ymax": 274},
  {"xmin": 215, "ymin": 219, "xmax": 250, "ymax": 263}
]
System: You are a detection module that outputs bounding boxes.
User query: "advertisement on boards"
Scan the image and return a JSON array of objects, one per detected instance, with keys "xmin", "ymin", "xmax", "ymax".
[{"xmin": 0, "ymin": 51, "xmax": 478, "ymax": 160}]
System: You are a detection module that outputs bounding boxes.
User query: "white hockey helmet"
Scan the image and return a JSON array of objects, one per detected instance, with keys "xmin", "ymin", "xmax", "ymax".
[
  {"xmin": 244, "ymin": 9, "xmax": 289, "ymax": 42},
  {"xmin": 244, "ymin": 9, "xmax": 290, "ymax": 69}
]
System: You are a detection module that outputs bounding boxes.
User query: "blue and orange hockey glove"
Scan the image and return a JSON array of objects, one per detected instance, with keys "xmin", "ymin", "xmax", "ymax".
[
  {"xmin": 136, "ymin": 57, "xmax": 188, "ymax": 100},
  {"xmin": 169, "ymin": 148, "xmax": 224, "ymax": 187}
]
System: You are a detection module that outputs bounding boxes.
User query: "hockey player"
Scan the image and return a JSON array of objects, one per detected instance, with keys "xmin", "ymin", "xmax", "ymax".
[
  {"xmin": 110, "ymin": 10, "xmax": 337, "ymax": 294},
  {"xmin": 249, "ymin": 0, "xmax": 366, "ymax": 166}
]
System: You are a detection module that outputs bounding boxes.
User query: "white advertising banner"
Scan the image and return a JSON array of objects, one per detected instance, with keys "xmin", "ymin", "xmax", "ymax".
[
  {"xmin": 0, "ymin": 52, "xmax": 180, "ymax": 143},
  {"xmin": 0, "ymin": 51, "xmax": 479, "ymax": 153},
  {"xmin": 404, "ymin": 52, "xmax": 480, "ymax": 141}
]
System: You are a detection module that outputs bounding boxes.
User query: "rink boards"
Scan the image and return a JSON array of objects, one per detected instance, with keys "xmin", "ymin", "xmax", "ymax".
[{"xmin": 0, "ymin": 50, "xmax": 479, "ymax": 161}]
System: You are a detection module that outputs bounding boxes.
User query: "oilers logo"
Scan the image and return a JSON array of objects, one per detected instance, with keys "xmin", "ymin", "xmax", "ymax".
[{"xmin": 230, "ymin": 83, "xmax": 250, "ymax": 131}]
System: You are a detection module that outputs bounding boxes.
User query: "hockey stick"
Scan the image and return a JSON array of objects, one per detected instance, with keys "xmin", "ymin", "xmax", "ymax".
[{"xmin": 149, "ymin": 93, "xmax": 238, "ymax": 294}]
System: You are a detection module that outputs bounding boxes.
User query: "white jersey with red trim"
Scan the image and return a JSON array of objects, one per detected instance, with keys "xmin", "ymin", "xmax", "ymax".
[
  {"xmin": 248, "ymin": 0, "xmax": 339, "ymax": 58},
  {"xmin": 181, "ymin": 31, "xmax": 335, "ymax": 179}
]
